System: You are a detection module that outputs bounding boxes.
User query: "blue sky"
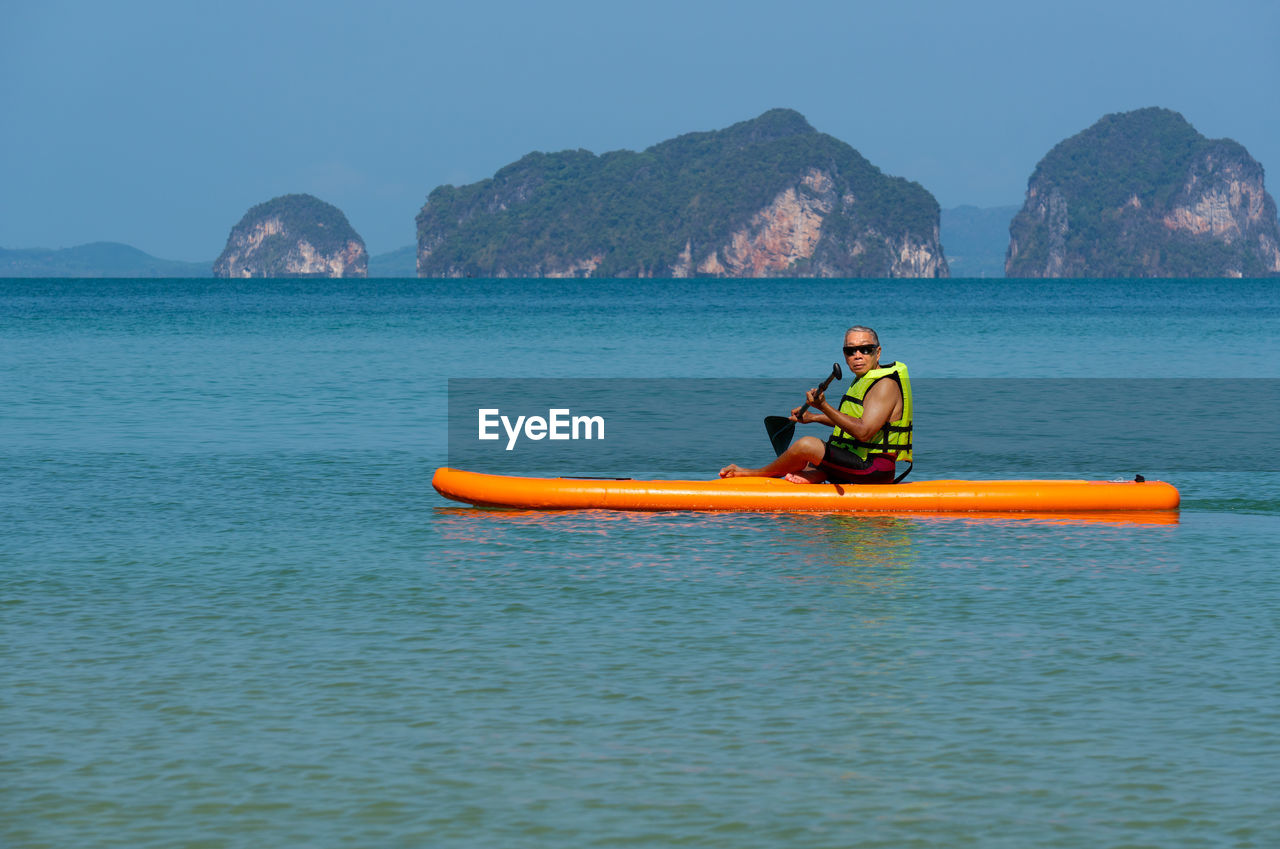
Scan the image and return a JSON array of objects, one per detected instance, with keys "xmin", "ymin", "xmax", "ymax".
[{"xmin": 3, "ymin": 0, "xmax": 1277, "ymax": 260}]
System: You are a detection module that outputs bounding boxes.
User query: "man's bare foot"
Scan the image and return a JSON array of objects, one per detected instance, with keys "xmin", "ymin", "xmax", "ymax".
[
  {"xmin": 784, "ymin": 470, "xmax": 826, "ymax": 484},
  {"xmin": 719, "ymin": 464, "xmax": 759, "ymax": 478}
]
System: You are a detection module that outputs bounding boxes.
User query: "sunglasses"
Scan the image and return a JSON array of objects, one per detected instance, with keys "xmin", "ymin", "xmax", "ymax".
[{"xmin": 843, "ymin": 344, "xmax": 879, "ymax": 356}]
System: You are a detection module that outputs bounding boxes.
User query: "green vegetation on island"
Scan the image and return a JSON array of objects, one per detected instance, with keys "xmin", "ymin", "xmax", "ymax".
[
  {"xmin": 1007, "ymin": 107, "xmax": 1280, "ymax": 277},
  {"xmin": 16, "ymin": 108, "xmax": 1277, "ymax": 281},
  {"xmin": 416, "ymin": 109, "xmax": 945, "ymax": 278},
  {"xmin": 214, "ymin": 194, "xmax": 367, "ymax": 278}
]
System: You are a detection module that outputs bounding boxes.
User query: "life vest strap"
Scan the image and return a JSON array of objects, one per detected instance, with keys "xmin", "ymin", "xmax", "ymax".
[{"xmin": 839, "ymin": 437, "xmax": 913, "ymax": 451}]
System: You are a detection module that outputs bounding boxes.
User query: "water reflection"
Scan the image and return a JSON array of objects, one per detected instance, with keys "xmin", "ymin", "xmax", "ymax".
[
  {"xmin": 432, "ymin": 506, "xmax": 1176, "ymax": 563},
  {"xmin": 784, "ymin": 513, "xmax": 917, "ymax": 566},
  {"xmin": 428, "ymin": 505, "xmax": 1179, "ymax": 597},
  {"xmin": 764, "ymin": 513, "xmax": 919, "ymax": 603}
]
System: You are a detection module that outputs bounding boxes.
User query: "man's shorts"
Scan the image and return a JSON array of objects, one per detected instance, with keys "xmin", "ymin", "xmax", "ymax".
[{"xmin": 818, "ymin": 442, "xmax": 896, "ymax": 485}]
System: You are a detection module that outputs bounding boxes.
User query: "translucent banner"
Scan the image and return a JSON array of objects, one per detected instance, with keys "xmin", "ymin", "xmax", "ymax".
[{"xmin": 447, "ymin": 379, "xmax": 1280, "ymax": 479}]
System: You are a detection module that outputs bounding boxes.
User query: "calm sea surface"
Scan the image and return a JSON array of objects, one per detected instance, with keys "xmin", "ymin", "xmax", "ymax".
[{"xmin": 3, "ymin": 278, "xmax": 1278, "ymax": 848}]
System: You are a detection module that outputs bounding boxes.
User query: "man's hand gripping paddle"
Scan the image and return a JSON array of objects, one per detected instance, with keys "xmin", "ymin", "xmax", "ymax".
[{"xmin": 764, "ymin": 363, "xmax": 842, "ymax": 457}]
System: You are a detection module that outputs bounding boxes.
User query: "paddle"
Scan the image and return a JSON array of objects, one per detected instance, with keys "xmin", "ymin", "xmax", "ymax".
[{"xmin": 764, "ymin": 362, "xmax": 842, "ymax": 456}]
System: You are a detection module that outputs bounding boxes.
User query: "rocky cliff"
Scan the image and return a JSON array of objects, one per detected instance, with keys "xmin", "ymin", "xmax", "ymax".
[
  {"xmin": 416, "ymin": 109, "xmax": 947, "ymax": 278},
  {"xmin": 214, "ymin": 194, "xmax": 367, "ymax": 278},
  {"xmin": 1006, "ymin": 108, "xmax": 1280, "ymax": 278}
]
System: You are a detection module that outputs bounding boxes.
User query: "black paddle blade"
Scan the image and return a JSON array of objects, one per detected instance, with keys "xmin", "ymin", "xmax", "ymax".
[
  {"xmin": 764, "ymin": 415, "xmax": 796, "ymax": 456},
  {"xmin": 765, "ymin": 362, "xmax": 840, "ymax": 456}
]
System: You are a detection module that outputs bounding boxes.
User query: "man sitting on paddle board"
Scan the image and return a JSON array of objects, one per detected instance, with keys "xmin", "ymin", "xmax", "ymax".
[{"xmin": 720, "ymin": 326, "xmax": 913, "ymax": 484}]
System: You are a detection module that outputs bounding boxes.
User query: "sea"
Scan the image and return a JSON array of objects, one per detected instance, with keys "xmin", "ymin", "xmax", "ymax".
[{"xmin": 3, "ymin": 278, "xmax": 1278, "ymax": 848}]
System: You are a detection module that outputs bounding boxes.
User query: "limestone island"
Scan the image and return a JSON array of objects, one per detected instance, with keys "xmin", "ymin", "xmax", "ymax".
[
  {"xmin": 214, "ymin": 194, "xmax": 368, "ymax": 278},
  {"xmin": 1007, "ymin": 107, "xmax": 1280, "ymax": 278},
  {"xmin": 415, "ymin": 109, "xmax": 948, "ymax": 278}
]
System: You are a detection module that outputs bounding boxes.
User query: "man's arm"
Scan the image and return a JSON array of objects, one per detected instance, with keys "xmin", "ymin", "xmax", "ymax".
[
  {"xmin": 791, "ymin": 404, "xmax": 835, "ymax": 426},
  {"xmin": 811, "ymin": 379, "xmax": 901, "ymax": 441}
]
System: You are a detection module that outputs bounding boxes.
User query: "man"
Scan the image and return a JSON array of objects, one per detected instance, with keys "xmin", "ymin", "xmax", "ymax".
[{"xmin": 719, "ymin": 326, "xmax": 913, "ymax": 484}]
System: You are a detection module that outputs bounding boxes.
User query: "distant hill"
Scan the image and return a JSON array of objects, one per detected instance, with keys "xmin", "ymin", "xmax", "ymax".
[
  {"xmin": 1007, "ymin": 107, "xmax": 1280, "ymax": 277},
  {"xmin": 0, "ymin": 242, "xmax": 212, "ymax": 278},
  {"xmin": 214, "ymin": 194, "xmax": 368, "ymax": 278},
  {"xmin": 940, "ymin": 205, "xmax": 1019, "ymax": 278},
  {"xmin": 368, "ymin": 245, "xmax": 417, "ymax": 278},
  {"xmin": 416, "ymin": 109, "xmax": 948, "ymax": 278},
  {"xmin": 0, "ymin": 240, "xmax": 418, "ymax": 279}
]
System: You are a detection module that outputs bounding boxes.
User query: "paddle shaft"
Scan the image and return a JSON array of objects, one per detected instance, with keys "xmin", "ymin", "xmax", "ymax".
[
  {"xmin": 792, "ymin": 364, "xmax": 843, "ymax": 422},
  {"xmin": 764, "ymin": 363, "xmax": 843, "ymax": 456}
]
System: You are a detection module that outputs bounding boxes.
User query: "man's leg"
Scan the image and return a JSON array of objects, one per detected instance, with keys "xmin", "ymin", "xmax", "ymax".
[{"xmin": 719, "ymin": 436, "xmax": 827, "ymax": 478}]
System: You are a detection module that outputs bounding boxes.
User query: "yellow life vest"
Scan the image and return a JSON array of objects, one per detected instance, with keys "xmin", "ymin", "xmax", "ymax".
[{"xmin": 828, "ymin": 360, "xmax": 913, "ymax": 462}]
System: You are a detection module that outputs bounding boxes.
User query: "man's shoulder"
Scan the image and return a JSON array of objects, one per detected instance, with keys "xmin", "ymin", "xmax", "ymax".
[{"xmin": 867, "ymin": 373, "xmax": 903, "ymax": 396}]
